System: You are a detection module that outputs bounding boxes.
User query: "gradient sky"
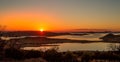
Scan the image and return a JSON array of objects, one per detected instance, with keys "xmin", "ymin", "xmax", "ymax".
[{"xmin": 0, "ymin": 0, "xmax": 120, "ymax": 31}]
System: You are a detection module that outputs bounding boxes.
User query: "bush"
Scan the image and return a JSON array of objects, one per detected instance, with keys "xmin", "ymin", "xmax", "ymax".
[
  {"xmin": 43, "ymin": 49, "xmax": 62, "ymax": 62},
  {"xmin": 24, "ymin": 50, "xmax": 43, "ymax": 59},
  {"xmin": 63, "ymin": 51, "xmax": 79, "ymax": 62},
  {"xmin": 81, "ymin": 52, "xmax": 94, "ymax": 62},
  {"xmin": 5, "ymin": 48, "xmax": 24, "ymax": 60}
]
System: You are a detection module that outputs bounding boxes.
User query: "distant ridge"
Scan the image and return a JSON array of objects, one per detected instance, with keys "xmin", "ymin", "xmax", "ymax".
[{"xmin": 72, "ymin": 29, "xmax": 119, "ymax": 32}]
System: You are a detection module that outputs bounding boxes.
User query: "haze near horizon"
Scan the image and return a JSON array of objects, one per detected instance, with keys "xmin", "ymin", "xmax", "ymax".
[{"xmin": 0, "ymin": 0, "xmax": 120, "ymax": 32}]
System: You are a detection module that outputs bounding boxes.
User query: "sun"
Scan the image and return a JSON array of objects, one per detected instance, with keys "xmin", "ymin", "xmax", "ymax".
[{"xmin": 40, "ymin": 28, "xmax": 44, "ymax": 32}]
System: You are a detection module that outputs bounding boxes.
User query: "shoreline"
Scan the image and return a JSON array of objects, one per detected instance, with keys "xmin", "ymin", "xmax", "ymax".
[
  {"xmin": 5, "ymin": 37, "xmax": 119, "ymax": 49},
  {"xmin": 7, "ymin": 37, "xmax": 120, "ymax": 45}
]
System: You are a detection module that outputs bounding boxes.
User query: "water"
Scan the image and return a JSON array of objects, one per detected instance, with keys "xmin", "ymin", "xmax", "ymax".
[
  {"xmin": 2, "ymin": 33, "xmax": 120, "ymax": 41},
  {"xmin": 48, "ymin": 33, "xmax": 108, "ymax": 41},
  {"xmin": 0, "ymin": 36, "xmax": 43, "ymax": 40},
  {"xmin": 2, "ymin": 33, "xmax": 120, "ymax": 51},
  {"xmin": 49, "ymin": 33, "xmax": 120, "ymax": 41},
  {"xmin": 21, "ymin": 42, "xmax": 120, "ymax": 52}
]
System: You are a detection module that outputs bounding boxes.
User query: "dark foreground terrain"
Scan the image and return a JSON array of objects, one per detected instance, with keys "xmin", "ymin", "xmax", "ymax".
[
  {"xmin": 0, "ymin": 48, "xmax": 120, "ymax": 62},
  {"xmin": 0, "ymin": 31, "xmax": 120, "ymax": 62}
]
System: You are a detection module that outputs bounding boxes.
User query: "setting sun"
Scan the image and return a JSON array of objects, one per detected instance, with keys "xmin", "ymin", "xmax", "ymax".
[{"xmin": 40, "ymin": 28, "xmax": 44, "ymax": 32}]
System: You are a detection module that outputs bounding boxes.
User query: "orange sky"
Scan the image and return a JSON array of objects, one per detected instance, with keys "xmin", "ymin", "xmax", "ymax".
[
  {"xmin": 0, "ymin": 0, "xmax": 120, "ymax": 32},
  {"xmin": 1, "ymin": 10, "xmax": 68, "ymax": 31},
  {"xmin": 1, "ymin": 9, "xmax": 120, "ymax": 32}
]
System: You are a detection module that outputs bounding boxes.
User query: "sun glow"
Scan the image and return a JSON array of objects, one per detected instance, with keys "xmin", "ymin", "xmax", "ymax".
[{"xmin": 40, "ymin": 28, "xmax": 44, "ymax": 32}]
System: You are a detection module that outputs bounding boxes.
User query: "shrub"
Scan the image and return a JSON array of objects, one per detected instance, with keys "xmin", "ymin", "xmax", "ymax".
[
  {"xmin": 43, "ymin": 49, "xmax": 62, "ymax": 62},
  {"xmin": 63, "ymin": 51, "xmax": 79, "ymax": 62},
  {"xmin": 5, "ymin": 48, "xmax": 24, "ymax": 60},
  {"xmin": 24, "ymin": 50, "xmax": 43, "ymax": 59},
  {"xmin": 81, "ymin": 52, "xmax": 94, "ymax": 62}
]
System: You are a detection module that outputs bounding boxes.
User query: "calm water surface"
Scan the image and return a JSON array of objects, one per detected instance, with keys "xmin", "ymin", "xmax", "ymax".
[
  {"xmin": 49, "ymin": 33, "xmax": 120, "ymax": 41},
  {"xmin": 21, "ymin": 42, "xmax": 119, "ymax": 52},
  {"xmin": 21, "ymin": 33, "xmax": 120, "ymax": 51},
  {"xmin": 2, "ymin": 33, "xmax": 120, "ymax": 51},
  {"xmin": 2, "ymin": 33, "xmax": 120, "ymax": 41},
  {"xmin": 49, "ymin": 33, "xmax": 107, "ymax": 41}
]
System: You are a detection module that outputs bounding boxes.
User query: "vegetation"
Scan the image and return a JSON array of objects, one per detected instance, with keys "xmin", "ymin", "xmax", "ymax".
[
  {"xmin": 0, "ymin": 48, "xmax": 118, "ymax": 62},
  {"xmin": 109, "ymin": 44, "xmax": 120, "ymax": 52},
  {"xmin": 0, "ymin": 25, "xmax": 120, "ymax": 62}
]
